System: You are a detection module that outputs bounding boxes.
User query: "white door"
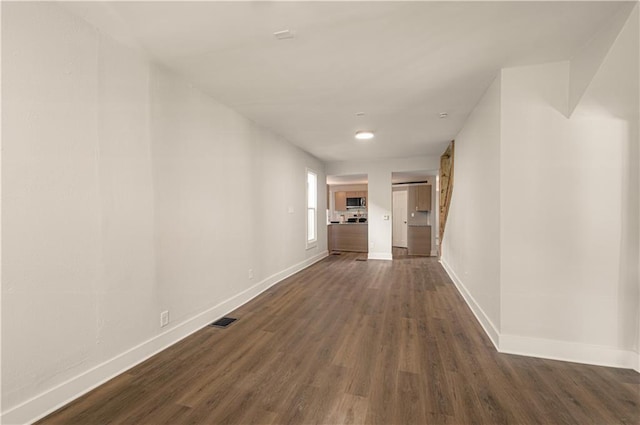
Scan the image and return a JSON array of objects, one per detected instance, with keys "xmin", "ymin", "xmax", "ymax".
[{"xmin": 392, "ymin": 190, "xmax": 408, "ymax": 247}]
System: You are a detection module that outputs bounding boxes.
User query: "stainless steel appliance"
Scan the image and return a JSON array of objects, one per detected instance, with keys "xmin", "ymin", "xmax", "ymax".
[{"xmin": 346, "ymin": 197, "xmax": 366, "ymax": 208}]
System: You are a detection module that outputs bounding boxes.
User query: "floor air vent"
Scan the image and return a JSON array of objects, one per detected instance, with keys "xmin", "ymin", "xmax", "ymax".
[
  {"xmin": 356, "ymin": 258, "xmax": 367, "ymax": 262},
  {"xmin": 331, "ymin": 252, "xmax": 341, "ymax": 255},
  {"xmin": 209, "ymin": 317, "xmax": 237, "ymax": 328}
]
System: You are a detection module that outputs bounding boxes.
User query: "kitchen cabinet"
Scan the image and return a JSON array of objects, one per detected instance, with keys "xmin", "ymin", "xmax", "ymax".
[
  {"xmin": 407, "ymin": 225, "xmax": 431, "ymax": 256},
  {"xmin": 346, "ymin": 191, "xmax": 367, "ymax": 198},
  {"xmin": 327, "ymin": 185, "xmax": 330, "ymax": 208},
  {"xmin": 408, "ymin": 185, "xmax": 431, "ymax": 212},
  {"xmin": 335, "ymin": 191, "xmax": 347, "ymax": 211},
  {"xmin": 328, "ymin": 224, "xmax": 368, "ymax": 252},
  {"xmin": 336, "ymin": 191, "xmax": 367, "ymax": 211}
]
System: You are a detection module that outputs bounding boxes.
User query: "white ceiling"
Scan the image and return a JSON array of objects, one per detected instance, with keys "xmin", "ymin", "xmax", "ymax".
[{"xmin": 64, "ymin": 1, "xmax": 628, "ymax": 162}]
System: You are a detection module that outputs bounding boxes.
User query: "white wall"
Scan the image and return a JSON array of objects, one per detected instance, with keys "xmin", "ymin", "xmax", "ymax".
[
  {"xmin": 573, "ymin": 4, "xmax": 640, "ymax": 359},
  {"xmin": 500, "ymin": 5, "xmax": 639, "ymax": 365},
  {"xmin": 500, "ymin": 61, "xmax": 634, "ymax": 353},
  {"xmin": 440, "ymin": 76, "xmax": 502, "ymax": 345},
  {"xmin": 1, "ymin": 3, "xmax": 326, "ymax": 423},
  {"xmin": 150, "ymin": 64, "xmax": 326, "ymax": 325},
  {"xmin": 367, "ymin": 167, "xmax": 393, "ymax": 260},
  {"xmin": 326, "ymin": 156, "xmax": 439, "ymax": 261},
  {"xmin": 568, "ymin": 2, "xmax": 636, "ymax": 115},
  {"xmin": 442, "ymin": 3, "xmax": 639, "ymax": 369},
  {"xmin": 3, "ymin": 5, "xmax": 111, "ymax": 414}
]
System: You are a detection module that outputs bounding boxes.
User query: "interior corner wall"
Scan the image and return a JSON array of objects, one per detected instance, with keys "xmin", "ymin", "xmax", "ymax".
[
  {"xmin": 440, "ymin": 75, "xmax": 502, "ymax": 345},
  {"xmin": 499, "ymin": 60, "xmax": 637, "ymax": 366},
  {"xmin": 1, "ymin": 2, "xmax": 326, "ymax": 423},
  {"xmin": 568, "ymin": 2, "xmax": 637, "ymax": 115},
  {"xmin": 442, "ymin": 5, "xmax": 639, "ymax": 370}
]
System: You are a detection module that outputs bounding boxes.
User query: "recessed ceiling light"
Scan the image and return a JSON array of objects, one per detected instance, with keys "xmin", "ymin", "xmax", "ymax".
[
  {"xmin": 355, "ymin": 131, "xmax": 375, "ymax": 140},
  {"xmin": 273, "ymin": 29, "xmax": 295, "ymax": 40},
  {"xmin": 439, "ymin": 112, "xmax": 448, "ymax": 118}
]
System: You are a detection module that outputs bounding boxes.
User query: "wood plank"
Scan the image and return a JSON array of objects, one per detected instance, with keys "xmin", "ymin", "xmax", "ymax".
[
  {"xmin": 439, "ymin": 140, "xmax": 455, "ymax": 257},
  {"xmin": 37, "ymin": 252, "xmax": 639, "ymax": 425}
]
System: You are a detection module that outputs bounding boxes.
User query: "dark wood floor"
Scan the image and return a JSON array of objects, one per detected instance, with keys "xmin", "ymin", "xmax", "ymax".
[{"xmin": 38, "ymin": 252, "xmax": 639, "ymax": 424}]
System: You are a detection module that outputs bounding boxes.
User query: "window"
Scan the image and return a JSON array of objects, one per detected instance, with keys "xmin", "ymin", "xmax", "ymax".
[{"xmin": 306, "ymin": 169, "xmax": 317, "ymax": 248}]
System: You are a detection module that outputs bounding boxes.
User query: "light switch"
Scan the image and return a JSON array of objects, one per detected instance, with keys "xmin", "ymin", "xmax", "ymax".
[{"xmin": 383, "ymin": 215, "xmax": 390, "ymax": 220}]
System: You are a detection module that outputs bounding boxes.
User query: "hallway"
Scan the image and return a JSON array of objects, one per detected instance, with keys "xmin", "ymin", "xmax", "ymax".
[{"xmin": 38, "ymin": 253, "xmax": 639, "ymax": 424}]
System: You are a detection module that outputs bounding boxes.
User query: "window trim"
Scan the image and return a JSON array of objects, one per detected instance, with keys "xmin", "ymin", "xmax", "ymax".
[{"xmin": 306, "ymin": 168, "xmax": 318, "ymax": 249}]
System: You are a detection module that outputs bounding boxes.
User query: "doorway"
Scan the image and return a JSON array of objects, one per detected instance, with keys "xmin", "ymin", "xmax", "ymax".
[
  {"xmin": 392, "ymin": 190, "xmax": 408, "ymax": 248},
  {"xmin": 326, "ymin": 174, "xmax": 369, "ymax": 254},
  {"xmin": 392, "ymin": 170, "xmax": 438, "ymax": 259}
]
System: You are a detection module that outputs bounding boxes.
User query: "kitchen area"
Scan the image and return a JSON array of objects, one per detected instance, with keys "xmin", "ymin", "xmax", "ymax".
[
  {"xmin": 327, "ymin": 178, "xmax": 369, "ymax": 253},
  {"xmin": 327, "ymin": 172, "xmax": 434, "ymax": 256}
]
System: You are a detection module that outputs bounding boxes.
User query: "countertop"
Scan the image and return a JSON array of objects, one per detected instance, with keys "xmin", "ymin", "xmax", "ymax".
[{"xmin": 328, "ymin": 222, "xmax": 368, "ymax": 225}]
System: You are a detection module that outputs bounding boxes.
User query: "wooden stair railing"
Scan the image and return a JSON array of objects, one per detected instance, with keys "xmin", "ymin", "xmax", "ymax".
[{"xmin": 439, "ymin": 141, "xmax": 455, "ymax": 258}]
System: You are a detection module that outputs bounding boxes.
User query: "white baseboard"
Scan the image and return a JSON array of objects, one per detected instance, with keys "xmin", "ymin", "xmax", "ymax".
[
  {"xmin": 368, "ymin": 252, "xmax": 393, "ymax": 261},
  {"xmin": 1, "ymin": 251, "xmax": 328, "ymax": 425},
  {"xmin": 500, "ymin": 334, "xmax": 639, "ymax": 371},
  {"xmin": 439, "ymin": 257, "xmax": 500, "ymax": 349},
  {"xmin": 440, "ymin": 256, "xmax": 638, "ymax": 372}
]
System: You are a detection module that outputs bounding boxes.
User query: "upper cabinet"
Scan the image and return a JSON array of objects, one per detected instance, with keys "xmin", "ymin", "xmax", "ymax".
[
  {"xmin": 335, "ymin": 191, "xmax": 347, "ymax": 211},
  {"xmin": 408, "ymin": 185, "xmax": 431, "ymax": 212},
  {"xmin": 327, "ymin": 185, "xmax": 330, "ymax": 208},
  {"xmin": 346, "ymin": 191, "xmax": 367, "ymax": 198}
]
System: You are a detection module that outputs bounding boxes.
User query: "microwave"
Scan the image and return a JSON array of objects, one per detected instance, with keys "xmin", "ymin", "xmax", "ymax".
[{"xmin": 346, "ymin": 197, "xmax": 366, "ymax": 208}]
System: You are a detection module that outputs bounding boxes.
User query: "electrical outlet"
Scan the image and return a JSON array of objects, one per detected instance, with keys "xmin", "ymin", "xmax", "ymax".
[
  {"xmin": 160, "ymin": 310, "xmax": 169, "ymax": 328},
  {"xmin": 248, "ymin": 268, "xmax": 254, "ymax": 279}
]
